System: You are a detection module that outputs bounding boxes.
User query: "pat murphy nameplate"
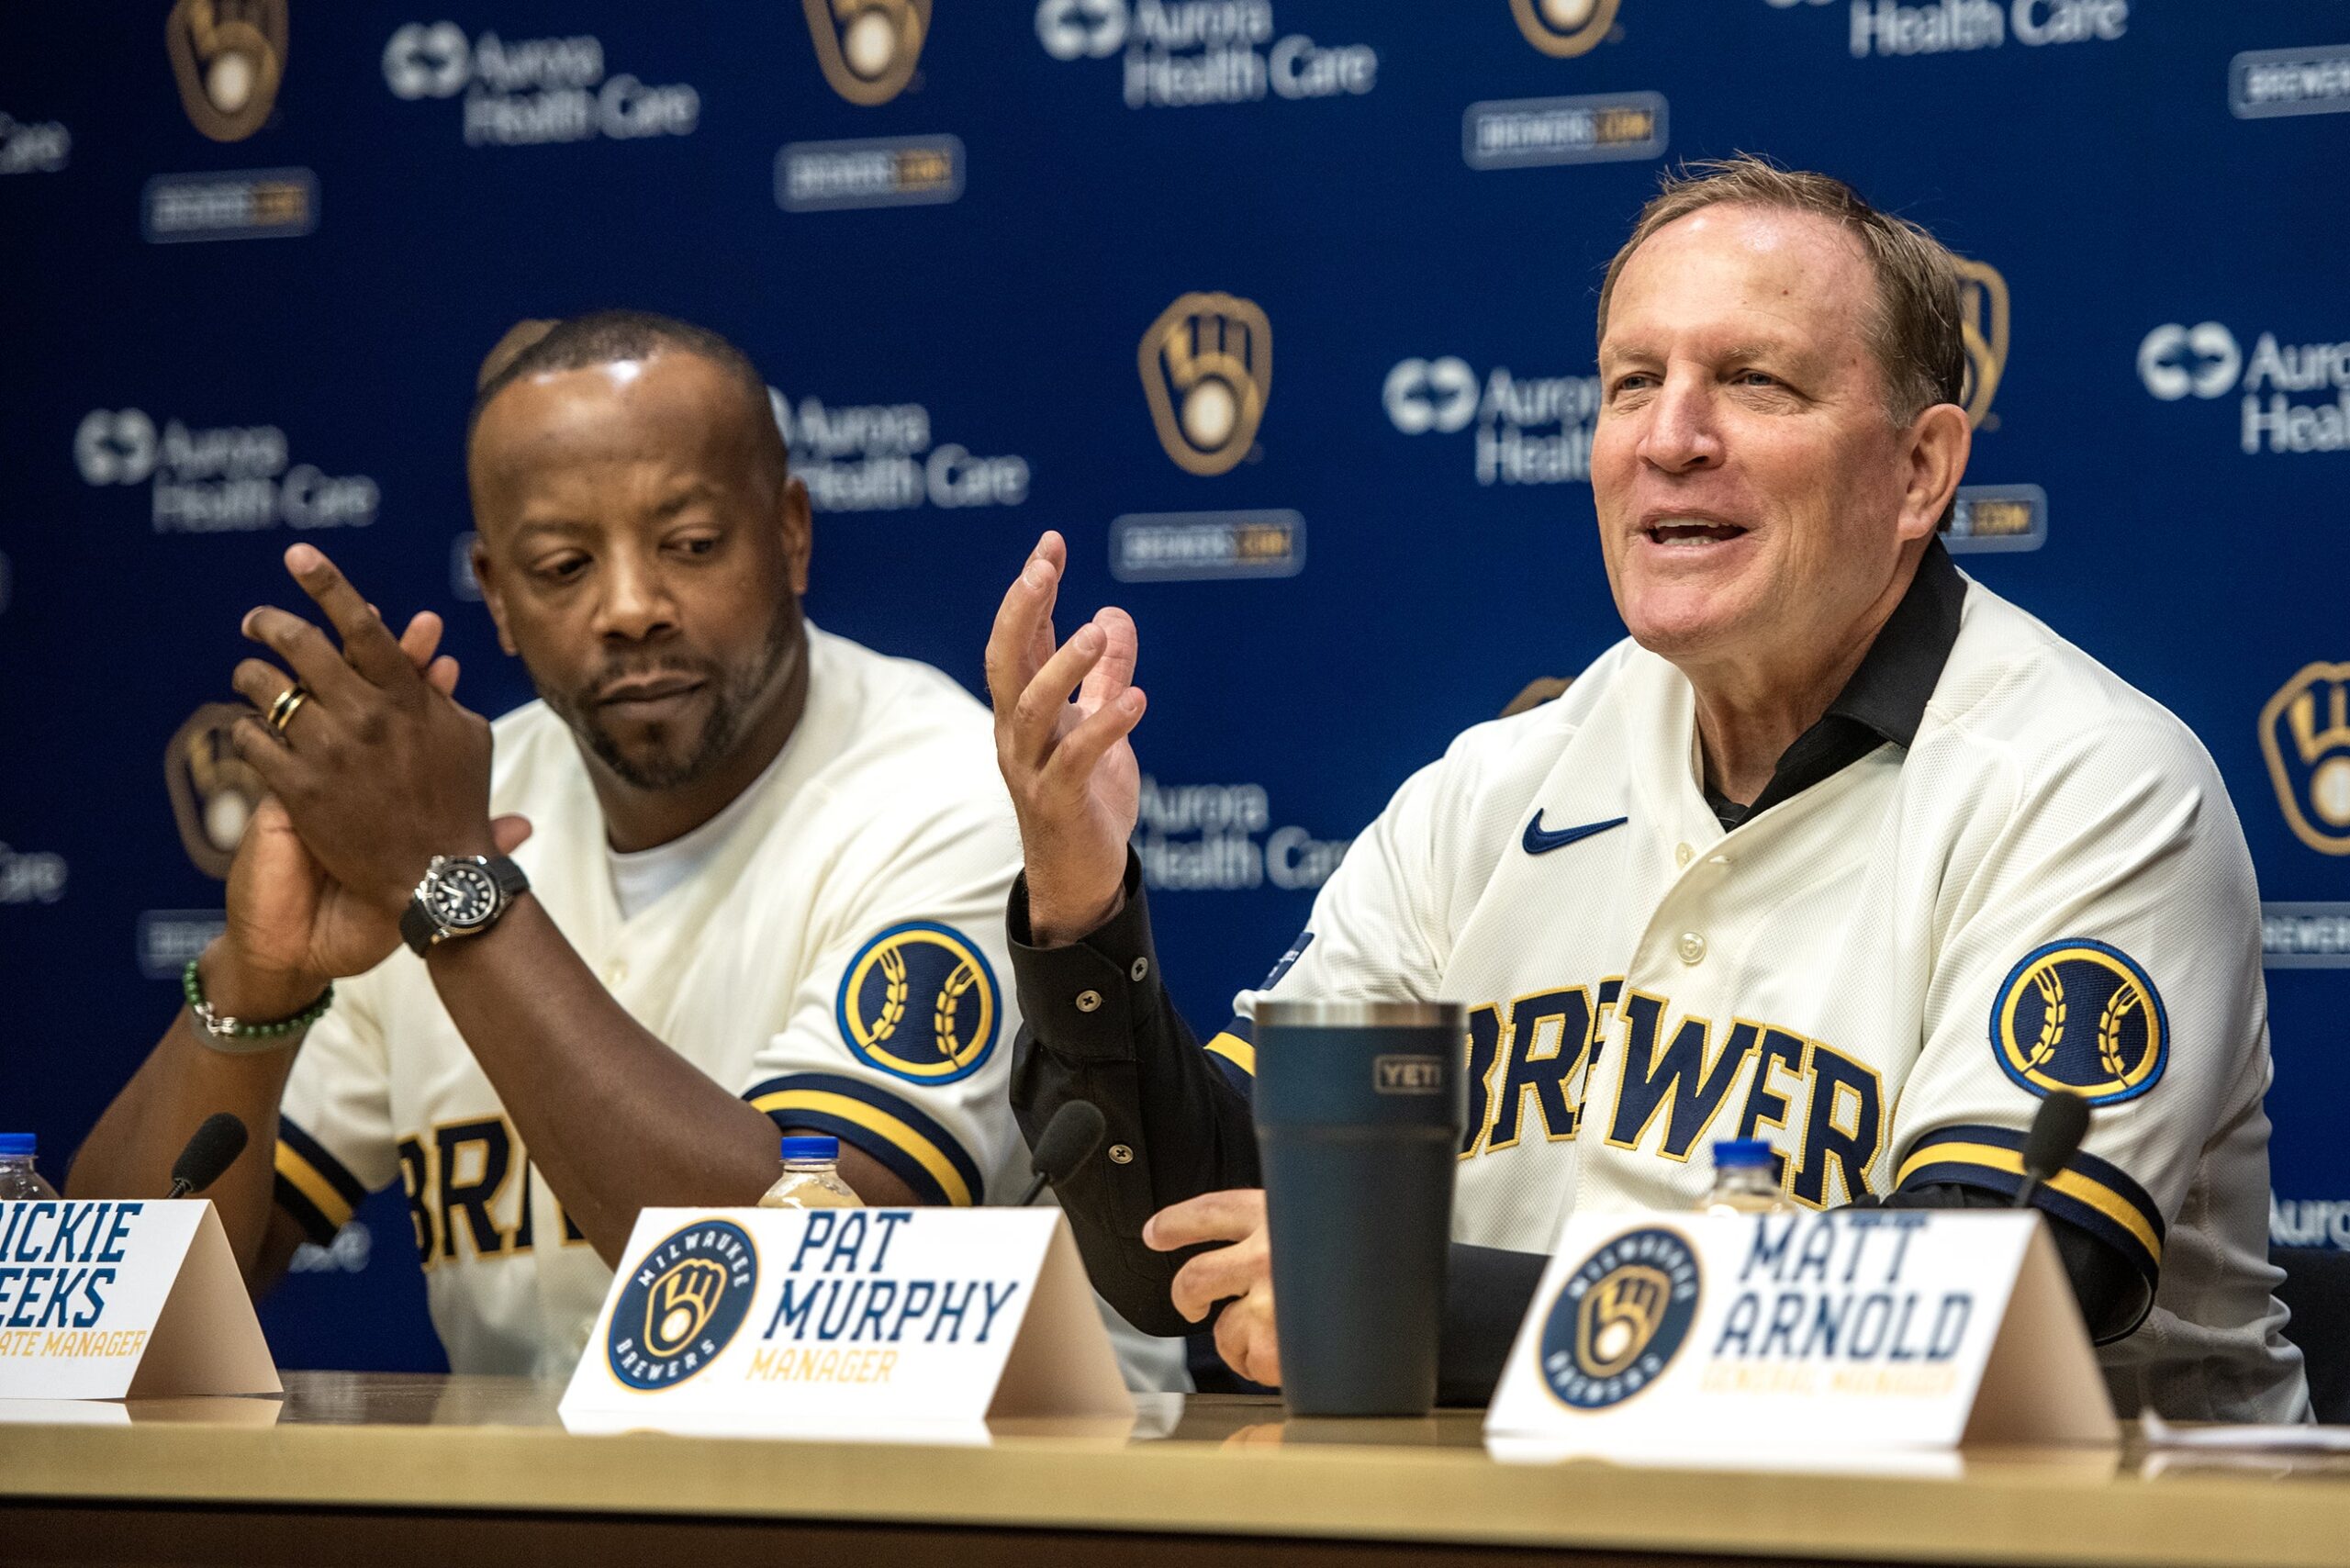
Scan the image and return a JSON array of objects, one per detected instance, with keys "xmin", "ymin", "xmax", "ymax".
[
  {"xmin": 1487, "ymin": 1211, "xmax": 2117, "ymax": 1450},
  {"xmin": 0, "ymin": 1201, "xmax": 280, "ymax": 1399},
  {"xmin": 561, "ymin": 1206, "xmax": 1132, "ymax": 1432}
]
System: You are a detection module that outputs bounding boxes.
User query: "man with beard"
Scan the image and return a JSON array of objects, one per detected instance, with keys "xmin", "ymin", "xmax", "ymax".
[{"xmin": 72, "ymin": 311, "xmax": 1057, "ymax": 1379}]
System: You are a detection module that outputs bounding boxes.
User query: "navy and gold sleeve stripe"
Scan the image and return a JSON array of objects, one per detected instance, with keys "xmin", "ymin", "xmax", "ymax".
[
  {"xmin": 273, "ymin": 1116, "xmax": 368, "ymax": 1245},
  {"xmin": 1896, "ymin": 1123, "xmax": 2165, "ymax": 1290},
  {"xmin": 1203, "ymin": 1016, "xmax": 1255, "ymax": 1096},
  {"xmin": 744, "ymin": 1072, "xmax": 986, "ymax": 1207}
]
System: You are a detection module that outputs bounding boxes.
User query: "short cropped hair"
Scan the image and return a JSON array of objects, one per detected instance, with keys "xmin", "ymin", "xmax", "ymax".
[
  {"xmin": 1595, "ymin": 156, "xmax": 1966, "ymax": 425},
  {"xmin": 467, "ymin": 308, "xmax": 787, "ymax": 487}
]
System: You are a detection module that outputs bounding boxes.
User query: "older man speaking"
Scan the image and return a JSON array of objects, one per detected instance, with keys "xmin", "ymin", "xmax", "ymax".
[{"xmin": 989, "ymin": 158, "xmax": 2308, "ymax": 1421}]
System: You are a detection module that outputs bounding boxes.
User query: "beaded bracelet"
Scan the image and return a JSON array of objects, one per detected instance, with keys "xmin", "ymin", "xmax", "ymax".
[{"xmin": 182, "ymin": 958, "xmax": 333, "ymax": 1054}]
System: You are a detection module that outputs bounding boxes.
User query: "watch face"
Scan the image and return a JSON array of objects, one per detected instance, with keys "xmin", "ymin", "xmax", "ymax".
[{"xmin": 426, "ymin": 860, "xmax": 500, "ymax": 930}]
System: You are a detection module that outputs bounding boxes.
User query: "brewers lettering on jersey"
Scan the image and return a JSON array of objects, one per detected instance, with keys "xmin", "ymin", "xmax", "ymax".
[
  {"xmin": 990, "ymin": 159, "xmax": 2307, "ymax": 1421},
  {"xmin": 69, "ymin": 312, "xmax": 1035, "ymax": 1379}
]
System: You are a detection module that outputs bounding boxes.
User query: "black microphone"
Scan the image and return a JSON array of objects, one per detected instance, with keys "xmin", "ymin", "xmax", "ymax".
[
  {"xmin": 1017, "ymin": 1100, "xmax": 1107, "ymax": 1206},
  {"xmin": 167, "ymin": 1113, "xmax": 250, "ymax": 1199},
  {"xmin": 2010, "ymin": 1092, "xmax": 2089, "ymax": 1214}
]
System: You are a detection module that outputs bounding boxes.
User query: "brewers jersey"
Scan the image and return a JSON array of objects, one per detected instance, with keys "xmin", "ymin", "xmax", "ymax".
[
  {"xmin": 270, "ymin": 625, "xmax": 1030, "ymax": 1378},
  {"xmin": 1223, "ymin": 577, "xmax": 2305, "ymax": 1422}
]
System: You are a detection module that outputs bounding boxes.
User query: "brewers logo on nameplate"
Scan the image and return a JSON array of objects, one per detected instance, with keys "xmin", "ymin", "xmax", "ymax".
[
  {"xmin": 1539, "ymin": 1226, "xmax": 1699, "ymax": 1410},
  {"xmin": 1991, "ymin": 939, "xmax": 2167, "ymax": 1106},
  {"xmin": 836, "ymin": 922, "xmax": 1002, "ymax": 1084},
  {"xmin": 804, "ymin": 0, "xmax": 929, "ymax": 106},
  {"xmin": 1141, "ymin": 293, "xmax": 1272, "ymax": 476},
  {"xmin": 606, "ymin": 1218, "xmax": 759, "ymax": 1390},
  {"xmin": 167, "ymin": 0, "xmax": 287, "ymax": 142},
  {"xmin": 2261, "ymin": 663, "xmax": 2350, "ymax": 856},
  {"xmin": 1511, "ymin": 0, "xmax": 1622, "ymax": 58}
]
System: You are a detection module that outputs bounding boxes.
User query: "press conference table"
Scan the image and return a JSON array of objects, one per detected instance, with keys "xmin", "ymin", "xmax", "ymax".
[{"xmin": 3, "ymin": 1374, "xmax": 2347, "ymax": 1568}]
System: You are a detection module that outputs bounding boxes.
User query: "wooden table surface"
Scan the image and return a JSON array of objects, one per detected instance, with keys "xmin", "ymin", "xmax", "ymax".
[{"xmin": 4, "ymin": 1372, "xmax": 2348, "ymax": 1567}]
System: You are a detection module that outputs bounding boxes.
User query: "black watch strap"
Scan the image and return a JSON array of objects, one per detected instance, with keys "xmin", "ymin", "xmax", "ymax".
[{"xmin": 402, "ymin": 855, "xmax": 531, "ymax": 957}]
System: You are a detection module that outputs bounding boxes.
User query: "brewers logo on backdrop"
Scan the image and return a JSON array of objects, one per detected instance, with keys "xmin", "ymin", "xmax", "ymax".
[
  {"xmin": 168, "ymin": 0, "xmax": 286, "ymax": 142},
  {"xmin": 1955, "ymin": 259, "xmax": 2007, "ymax": 429},
  {"xmin": 1512, "ymin": 0, "xmax": 1622, "ymax": 58},
  {"xmin": 834, "ymin": 923, "xmax": 1001, "ymax": 1085},
  {"xmin": 2262, "ymin": 664, "xmax": 2350, "ymax": 856},
  {"xmin": 1991, "ymin": 939, "xmax": 2166, "ymax": 1106},
  {"xmin": 0, "ymin": 111, "xmax": 71, "ymax": 174},
  {"xmin": 805, "ymin": 0, "xmax": 928, "ymax": 106},
  {"xmin": 1540, "ymin": 1227, "xmax": 1699, "ymax": 1410},
  {"xmin": 1142, "ymin": 293, "xmax": 1271, "ymax": 476},
  {"xmin": 164, "ymin": 704, "xmax": 266, "ymax": 879},
  {"xmin": 607, "ymin": 1219, "xmax": 758, "ymax": 1390}
]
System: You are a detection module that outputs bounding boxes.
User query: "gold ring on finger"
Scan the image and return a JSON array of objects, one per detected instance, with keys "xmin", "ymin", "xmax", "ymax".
[{"xmin": 265, "ymin": 684, "xmax": 311, "ymax": 737}]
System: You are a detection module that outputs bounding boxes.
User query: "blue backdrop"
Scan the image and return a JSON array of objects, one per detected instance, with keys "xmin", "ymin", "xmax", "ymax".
[{"xmin": 4, "ymin": 1, "xmax": 2346, "ymax": 1371}]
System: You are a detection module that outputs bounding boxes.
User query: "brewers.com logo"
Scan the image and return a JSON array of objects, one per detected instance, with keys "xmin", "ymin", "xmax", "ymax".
[
  {"xmin": 1540, "ymin": 1226, "xmax": 1699, "ymax": 1410},
  {"xmin": 168, "ymin": 0, "xmax": 287, "ymax": 142},
  {"xmin": 165, "ymin": 703, "xmax": 266, "ymax": 879},
  {"xmin": 607, "ymin": 1219, "xmax": 758, "ymax": 1390},
  {"xmin": 1955, "ymin": 258, "xmax": 2007, "ymax": 430},
  {"xmin": 804, "ymin": 0, "xmax": 928, "ymax": 106},
  {"xmin": 2263, "ymin": 664, "xmax": 2350, "ymax": 857},
  {"xmin": 1513, "ymin": 0, "xmax": 1622, "ymax": 57},
  {"xmin": 1141, "ymin": 292, "xmax": 1271, "ymax": 476}
]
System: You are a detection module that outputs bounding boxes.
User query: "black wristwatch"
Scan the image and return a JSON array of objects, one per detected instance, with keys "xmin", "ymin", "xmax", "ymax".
[{"xmin": 400, "ymin": 854, "xmax": 530, "ymax": 957}]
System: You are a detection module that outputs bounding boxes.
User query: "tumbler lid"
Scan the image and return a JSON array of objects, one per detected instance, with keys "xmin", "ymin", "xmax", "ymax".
[{"xmin": 1254, "ymin": 1000, "xmax": 1465, "ymax": 1030}]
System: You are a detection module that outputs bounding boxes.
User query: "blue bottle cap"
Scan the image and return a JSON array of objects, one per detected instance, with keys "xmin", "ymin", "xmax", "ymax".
[
  {"xmin": 0, "ymin": 1134, "xmax": 34, "ymax": 1157},
  {"xmin": 779, "ymin": 1135, "xmax": 840, "ymax": 1162},
  {"xmin": 1713, "ymin": 1138, "xmax": 1774, "ymax": 1169}
]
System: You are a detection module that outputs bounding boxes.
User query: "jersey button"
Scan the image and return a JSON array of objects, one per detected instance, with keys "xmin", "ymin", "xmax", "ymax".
[
  {"xmin": 1676, "ymin": 932, "xmax": 1707, "ymax": 965},
  {"xmin": 1674, "ymin": 842, "xmax": 1694, "ymax": 868},
  {"xmin": 1130, "ymin": 957, "xmax": 1149, "ymax": 982},
  {"xmin": 604, "ymin": 960, "xmax": 628, "ymax": 986},
  {"xmin": 1075, "ymin": 989, "xmax": 1104, "ymax": 1014}
]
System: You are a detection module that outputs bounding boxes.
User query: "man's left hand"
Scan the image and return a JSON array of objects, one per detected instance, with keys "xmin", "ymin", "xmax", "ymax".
[
  {"xmin": 1147, "ymin": 1187, "xmax": 1280, "ymax": 1388},
  {"xmin": 228, "ymin": 543, "xmax": 500, "ymax": 920}
]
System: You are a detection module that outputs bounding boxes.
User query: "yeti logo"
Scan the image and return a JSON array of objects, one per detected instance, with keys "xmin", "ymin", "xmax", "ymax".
[
  {"xmin": 1141, "ymin": 293, "xmax": 1272, "ymax": 476},
  {"xmin": 167, "ymin": 0, "xmax": 288, "ymax": 142},
  {"xmin": 1955, "ymin": 259, "xmax": 2008, "ymax": 430},
  {"xmin": 1512, "ymin": 0, "xmax": 1622, "ymax": 57},
  {"xmin": 805, "ymin": 0, "xmax": 930, "ymax": 106},
  {"xmin": 2137, "ymin": 322, "xmax": 2242, "ymax": 401}
]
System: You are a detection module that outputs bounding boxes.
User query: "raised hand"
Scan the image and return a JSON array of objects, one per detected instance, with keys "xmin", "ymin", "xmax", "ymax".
[
  {"xmin": 209, "ymin": 599, "xmax": 526, "ymax": 1015},
  {"xmin": 227, "ymin": 544, "xmax": 512, "ymax": 922},
  {"xmin": 984, "ymin": 531, "xmax": 1147, "ymax": 946}
]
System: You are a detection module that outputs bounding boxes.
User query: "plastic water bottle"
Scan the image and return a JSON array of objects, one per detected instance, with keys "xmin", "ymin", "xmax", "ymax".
[
  {"xmin": 1702, "ymin": 1138, "xmax": 1790, "ymax": 1215},
  {"xmin": 0, "ymin": 1134, "xmax": 60, "ymax": 1200},
  {"xmin": 757, "ymin": 1135, "xmax": 862, "ymax": 1210}
]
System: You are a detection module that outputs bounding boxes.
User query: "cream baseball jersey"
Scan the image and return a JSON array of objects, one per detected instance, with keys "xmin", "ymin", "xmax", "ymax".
[
  {"xmin": 1217, "ymin": 578, "xmax": 2305, "ymax": 1421},
  {"xmin": 270, "ymin": 625, "xmax": 1029, "ymax": 1377}
]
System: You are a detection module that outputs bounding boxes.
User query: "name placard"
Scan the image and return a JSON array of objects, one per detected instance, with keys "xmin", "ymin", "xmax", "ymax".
[
  {"xmin": 0, "ymin": 1200, "xmax": 281, "ymax": 1400},
  {"xmin": 1486, "ymin": 1211, "xmax": 2117, "ymax": 1451},
  {"xmin": 559, "ymin": 1206, "xmax": 1133, "ymax": 1434}
]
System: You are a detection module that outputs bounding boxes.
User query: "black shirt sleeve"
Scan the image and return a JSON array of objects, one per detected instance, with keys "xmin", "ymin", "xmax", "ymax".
[
  {"xmin": 1865, "ymin": 1182, "xmax": 2143, "ymax": 1343},
  {"xmin": 1006, "ymin": 853, "xmax": 1261, "ymax": 1337}
]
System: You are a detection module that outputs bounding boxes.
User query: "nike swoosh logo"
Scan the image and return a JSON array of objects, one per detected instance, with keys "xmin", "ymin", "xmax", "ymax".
[{"xmin": 1522, "ymin": 812, "xmax": 1628, "ymax": 856}]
